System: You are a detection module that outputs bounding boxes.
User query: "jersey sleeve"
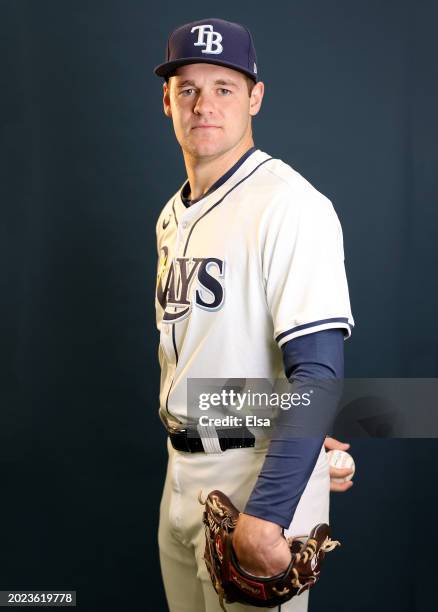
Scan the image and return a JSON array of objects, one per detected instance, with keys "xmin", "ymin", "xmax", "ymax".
[{"xmin": 261, "ymin": 189, "xmax": 354, "ymax": 347}]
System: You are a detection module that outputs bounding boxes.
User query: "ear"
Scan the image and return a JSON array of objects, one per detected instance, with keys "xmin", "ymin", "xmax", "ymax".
[
  {"xmin": 163, "ymin": 81, "xmax": 172, "ymax": 118},
  {"xmin": 249, "ymin": 81, "xmax": 264, "ymax": 117}
]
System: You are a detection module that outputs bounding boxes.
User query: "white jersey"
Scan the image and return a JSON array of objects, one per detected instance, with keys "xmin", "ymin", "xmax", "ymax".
[{"xmin": 155, "ymin": 148, "xmax": 354, "ymax": 424}]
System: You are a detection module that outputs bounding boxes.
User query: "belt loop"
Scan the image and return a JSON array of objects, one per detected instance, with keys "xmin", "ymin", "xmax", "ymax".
[{"xmin": 196, "ymin": 424, "xmax": 223, "ymax": 454}]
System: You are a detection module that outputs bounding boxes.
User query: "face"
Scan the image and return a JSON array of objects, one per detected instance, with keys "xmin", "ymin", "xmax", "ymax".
[{"xmin": 162, "ymin": 63, "xmax": 264, "ymax": 160}]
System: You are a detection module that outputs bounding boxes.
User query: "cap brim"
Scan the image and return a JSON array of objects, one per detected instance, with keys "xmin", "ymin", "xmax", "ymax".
[{"xmin": 154, "ymin": 57, "xmax": 257, "ymax": 82}]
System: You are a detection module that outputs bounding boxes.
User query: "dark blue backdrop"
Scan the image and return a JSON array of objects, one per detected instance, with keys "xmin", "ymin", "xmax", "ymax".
[{"xmin": 1, "ymin": 1, "xmax": 437, "ymax": 610}]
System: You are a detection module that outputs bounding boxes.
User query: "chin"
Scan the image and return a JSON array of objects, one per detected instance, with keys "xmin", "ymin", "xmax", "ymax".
[{"xmin": 187, "ymin": 140, "xmax": 228, "ymax": 159}]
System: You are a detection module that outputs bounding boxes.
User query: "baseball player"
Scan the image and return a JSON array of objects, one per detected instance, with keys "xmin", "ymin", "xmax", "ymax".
[{"xmin": 153, "ymin": 18, "xmax": 355, "ymax": 612}]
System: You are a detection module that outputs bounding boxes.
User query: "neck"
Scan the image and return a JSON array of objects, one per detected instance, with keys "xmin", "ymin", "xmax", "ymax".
[{"xmin": 182, "ymin": 135, "xmax": 255, "ymax": 201}]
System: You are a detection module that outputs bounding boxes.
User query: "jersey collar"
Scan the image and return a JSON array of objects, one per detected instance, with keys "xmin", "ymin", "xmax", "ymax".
[{"xmin": 180, "ymin": 146, "xmax": 257, "ymax": 208}]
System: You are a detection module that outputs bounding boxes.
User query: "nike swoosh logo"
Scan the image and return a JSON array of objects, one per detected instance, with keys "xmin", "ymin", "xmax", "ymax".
[{"xmin": 162, "ymin": 216, "xmax": 170, "ymax": 230}]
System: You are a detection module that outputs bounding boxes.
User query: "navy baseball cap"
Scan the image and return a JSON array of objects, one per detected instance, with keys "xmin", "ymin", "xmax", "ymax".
[{"xmin": 154, "ymin": 18, "xmax": 258, "ymax": 82}]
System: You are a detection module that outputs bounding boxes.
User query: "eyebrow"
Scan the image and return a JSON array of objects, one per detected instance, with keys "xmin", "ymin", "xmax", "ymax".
[{"xmin": 175, "ymin": 78, "xmax": 239, "ymax": 88}]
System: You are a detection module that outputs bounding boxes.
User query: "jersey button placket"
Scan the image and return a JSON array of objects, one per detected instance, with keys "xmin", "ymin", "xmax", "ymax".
[
  {"xmin": 160, "ymin": 325, "xmax": 174, "ymax": 362},
  {"xmin": 176, "ymin": 219, "xmax": 190, "ymax": 254}
]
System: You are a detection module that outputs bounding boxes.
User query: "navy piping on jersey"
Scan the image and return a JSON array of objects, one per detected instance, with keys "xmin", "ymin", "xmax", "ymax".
[
  {"xmin": 275, "ymin": 317, "xmax": 352, "ymax": 343},
  {"xmin": 163, "ymin": 151, "xmax": 272, "ymax": 419},
  {"xmin": 165, "ymin": 375, "xmax": 175, "ymax": 417},
  {"xmin": 172, "ymin": 149, "xmax": 260, "ymax": 333},
  {"xmin": 171, "ymin": 326, "xmax": 178, "ymax": 363},
  {"xmin": 169, "ymin": 154, "xmax": 274, "ymax": 366},
  {"xmin": 164, "ymin": 197, "xmax": 179, "ymax": 419},
  {"xmin": 167, "ymin": 197, "xmax": 179, "ymax": 371},
  {"xmin": 182, "ymin": 156, "xmax": 273, "ymax": 257},
  {"xmin": 180, "ymin": 146, "xmax": 257, "ymax": 207},
  {"xmin": 171, "ymin": 198, "xmax": 178, "ymax": 225}
]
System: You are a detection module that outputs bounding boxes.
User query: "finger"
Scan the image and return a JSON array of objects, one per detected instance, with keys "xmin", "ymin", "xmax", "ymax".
[
  {"xmin": 324, "ymin": 436, "xmax": 350, "ymax": 451},
  {"xmin": 330, "ymin": 467, "xmax": 354, "ymax": 478},
  {"xmin": 330, "ymin": 480, "xmax": 354, "ymax": 492},
  {"xmin": 325, "ymin": 436, "xmax": 350, "ymax": 449},
  {"xmin": 330, "ymin": 480, "xmax": 354, "ymax": 493}
]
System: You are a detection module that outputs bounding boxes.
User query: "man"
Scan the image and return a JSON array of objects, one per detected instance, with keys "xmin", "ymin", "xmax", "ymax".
[{"xmin": 154, "ymin": 18, "xmax": 355, "ymax": 611}]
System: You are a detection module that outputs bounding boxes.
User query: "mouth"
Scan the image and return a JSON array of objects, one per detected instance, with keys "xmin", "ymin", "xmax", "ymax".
[{"xmin": 192, "ymin": 125, "xmax": 220, "ymax": 130}]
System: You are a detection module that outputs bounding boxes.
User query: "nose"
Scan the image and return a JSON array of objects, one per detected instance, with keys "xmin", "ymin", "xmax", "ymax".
[{"xmin": 193, "ymin": 91, "xmax": 215, "ymax": 116}]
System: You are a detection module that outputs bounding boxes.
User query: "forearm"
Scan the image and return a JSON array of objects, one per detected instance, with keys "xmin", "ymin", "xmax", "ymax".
[{"xmin": 244, "ymin": 328, "xmax": 345, "ymax": 528}]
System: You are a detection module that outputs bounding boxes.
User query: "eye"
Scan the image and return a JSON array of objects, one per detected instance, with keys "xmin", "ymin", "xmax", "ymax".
[
  {"xmin": 180, "ymin": 88, "xmax": 195, "ymax": 96},
  {"xmin": 218, "ymin": 88, "xmax": 232, "ymax": 96}
]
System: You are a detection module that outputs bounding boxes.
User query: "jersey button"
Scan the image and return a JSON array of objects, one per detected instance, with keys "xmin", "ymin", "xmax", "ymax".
[{"xmin": 182, "ymin": 221, "xmax": 189, "ymax": 229}]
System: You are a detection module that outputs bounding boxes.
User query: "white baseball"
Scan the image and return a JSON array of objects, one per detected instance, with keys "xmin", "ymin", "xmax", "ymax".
[{"xmin": 326, "ymin": 449, "xmax": 355, "ymax": 483}]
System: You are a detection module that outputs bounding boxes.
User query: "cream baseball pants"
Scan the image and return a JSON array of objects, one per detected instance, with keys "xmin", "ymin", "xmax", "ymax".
[{"xmin": 158, "ymin": 438, "xmax": 330, "ymax": 612}]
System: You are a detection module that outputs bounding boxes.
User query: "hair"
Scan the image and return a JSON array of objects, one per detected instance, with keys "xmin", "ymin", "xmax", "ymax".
[
  {"xmin": 166, "ymin": 72, "xmax": 256, "ymax": 97},
  {"xmin": 244, "ymin": 75, "xmax": 256, "ymax": 96}
]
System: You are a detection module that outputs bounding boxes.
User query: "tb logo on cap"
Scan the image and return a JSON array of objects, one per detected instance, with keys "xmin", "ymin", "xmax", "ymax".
[{"xmin": 191, "ymin": 24, "xmax": 223, "ymax": 55}]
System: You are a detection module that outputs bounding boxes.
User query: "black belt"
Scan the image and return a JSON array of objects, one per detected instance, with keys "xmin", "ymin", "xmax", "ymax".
[{"xmin": 165, "ymin": 423, "xmax": 255, "ymax": 453}]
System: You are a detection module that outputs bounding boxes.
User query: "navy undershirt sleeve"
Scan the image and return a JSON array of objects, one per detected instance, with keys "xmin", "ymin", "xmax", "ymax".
[{"xmin": 243, "ymin": 328, "xmax": 345, "ymax": 528}]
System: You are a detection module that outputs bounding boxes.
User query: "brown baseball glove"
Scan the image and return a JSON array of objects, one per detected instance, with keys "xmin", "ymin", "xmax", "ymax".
[{"xmin": 199, "ymin": 489, "xmax": 340, "ymax": 610}]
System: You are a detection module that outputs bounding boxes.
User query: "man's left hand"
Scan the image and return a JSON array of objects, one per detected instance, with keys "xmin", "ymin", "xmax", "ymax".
[
  {"xmin": 233, "ymin": 438, "xmax": 353, "ymax": 576},
  {"xmin": 232, "ymin": 513, "xmax": 291, "ymax": 577}
]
